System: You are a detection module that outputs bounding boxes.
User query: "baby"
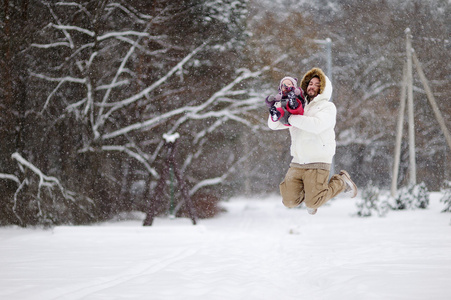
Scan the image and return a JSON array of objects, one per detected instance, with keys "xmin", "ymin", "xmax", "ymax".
[{"xmin": 265, "ymin": 76, "xmax": 305, "ymax": 126}]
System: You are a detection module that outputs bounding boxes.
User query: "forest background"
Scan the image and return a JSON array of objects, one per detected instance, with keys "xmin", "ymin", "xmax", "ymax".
[{"xmin": 1, "ymin": 0, "xmax": 450, "ymax": 226}]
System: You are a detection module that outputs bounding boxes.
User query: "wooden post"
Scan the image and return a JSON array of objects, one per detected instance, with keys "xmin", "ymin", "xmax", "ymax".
[
  {"xmin": 392, "ymin": 29, "xmax": 449, "ymax": 193},
  {"xmin": 172, "ymin": 161, "xmax": 197, "ymax": 225},
  {"xmin": 412, "ymin": 51, "xmax": 451, "ymax": 150},
  {"xmin": 391, "ymin": 64, "xmax": 408, "ymax": 197},
  {"xmin": 405, "ymin": 28, "xmax": 416, "ymax": 185},
  {"xmin": 143, "ymin": 133, "xmax": 197, "ymax": 226},
  {"xmin": 142, "ymin": 143, "xmax": 173, "ymax": 226}
]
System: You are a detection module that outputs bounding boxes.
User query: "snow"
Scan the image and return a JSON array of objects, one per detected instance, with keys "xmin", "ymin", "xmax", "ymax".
[
  {"xmin": 1, "ymin": 193, "xmax": 450, "ymax": 300},
  {"xmin": 163, "ymin": 133, "xmax": 180, "ymax": 143}
]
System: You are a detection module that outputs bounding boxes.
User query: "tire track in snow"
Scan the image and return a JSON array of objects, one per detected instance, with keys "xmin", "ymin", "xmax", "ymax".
[{"xmin": 45, "ymin": 247, "xmax": 199, "ymax": 300}]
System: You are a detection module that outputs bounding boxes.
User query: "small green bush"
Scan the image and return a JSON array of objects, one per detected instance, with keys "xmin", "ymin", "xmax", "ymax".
[
  {"xmin": 390, "ymin": 182, "xmax": 430, "ymax": 210},
  {"xmin": 440, "ymin": 181, "xmax": 451, "ymax": 213},
  {"xmin": 355, "ymin": 182, "xmax": 389, "ymax": 217}
]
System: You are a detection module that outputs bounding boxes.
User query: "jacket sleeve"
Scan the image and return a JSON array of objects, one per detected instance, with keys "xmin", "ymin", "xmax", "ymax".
[
  {"xmin": 287, "ymin": 103, "xmax": 337, "ymax": 134},
  {"xmin": 267, "ymin": 115, "xmax": 289, "ymax": 130}
]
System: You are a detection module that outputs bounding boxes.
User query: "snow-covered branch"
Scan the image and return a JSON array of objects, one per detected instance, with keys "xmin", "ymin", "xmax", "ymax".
[
  {"xmin": 106, "ymin": 3, "xmax": 152, "ymax": 23},
  {"xmin": 55, "ymin": 2, "xmax": 91, "ymax": 17},
  {"xmin": 197, "ymin": 66, "xmax": 270, "ymax": 110},
  {"xmin": 29, "ymin": 72, "xmax": 86, "ymax": 84},
  {"xmin": 337, "ymin": 129, "xmax": 386, "ymax": 147},
  {"xmin": 43, "ymin": 4, "xmax": 75, "ymax": 49},
  {"xmin": 50, "ymin": 23, "xmax": 95, "ymax": 37},
  {"xmin": 189, "ymin": 177, "xmax": 224, "ymax": 196},
  {"xmin": 0, "ymin": 173, "xmax": 20, "ymax": 184},
  {"xmin": 98, "ymin": 31, "xmax": 156, "ymax": 41},
  {"xmin": 31, "ymin": 42, "xmax": 71, "ymax": 49},
  {"xmin": 5, "ymin": 153, "xmax": 90, "ymax": 225},
  {"xmin": 102, "ymin": 105, "xmax": 190, "ymax": 140},
  {"xmin": 11, "ymin": 153, "xmax": 72, "ymax": 201},
  {"xmin": 363, "ymin": 82, "xmax": 398, "ymax": 101},
  {"xmin": 189, "ymin": 146, "xmax": 256, "ymax": 196},
  {"xmin": 102, "ymin": 66, "xmax": 267, "ymax": 141},
  {"xmin": 101, "ymin": 145, "xmax": 158, "ymax": 178},
  {"xmin": 94, "ymin": 22, "xmax": 153, "ymax": 135},
  {"xmin": 13, "ymin": 179, "xmax": 28, "ymax": 225},
  {"xmin": 96, "ymin": 80, "xmax": 130, "ymax": 90},
  {"xmin": 98, "ymin": 41, "xmax": 207, "ymax": 107}
]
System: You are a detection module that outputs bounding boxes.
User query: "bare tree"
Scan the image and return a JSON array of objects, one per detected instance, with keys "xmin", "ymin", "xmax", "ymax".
[{"xmin": 1, "ymin": 0, "xmax": 267, "ymax": 226}]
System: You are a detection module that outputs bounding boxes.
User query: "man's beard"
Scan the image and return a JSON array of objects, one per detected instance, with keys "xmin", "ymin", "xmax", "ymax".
[
  {"xmin": 306, "ymin": 90, "xmax": 318, "ymax": 102},
  {"xmin": 307, "ymin": 89, "xmax": 317, "ymax": 97}
]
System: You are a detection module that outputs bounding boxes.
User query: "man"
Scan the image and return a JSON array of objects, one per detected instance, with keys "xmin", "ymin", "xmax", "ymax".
[{"xmin": 268, "ymin": 67, "xmax": 357, "ymax": 215}]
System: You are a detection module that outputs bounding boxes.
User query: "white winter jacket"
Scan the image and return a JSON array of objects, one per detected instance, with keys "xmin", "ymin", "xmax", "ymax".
[{"xmin": 268, "ymin": 75, "xmax": 336, "ymax": 164}]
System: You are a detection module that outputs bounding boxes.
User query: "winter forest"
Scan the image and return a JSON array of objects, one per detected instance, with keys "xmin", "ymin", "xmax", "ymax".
[{"xmin": 1, "ymin": 0, "xmax": 450, "ymax": 226}]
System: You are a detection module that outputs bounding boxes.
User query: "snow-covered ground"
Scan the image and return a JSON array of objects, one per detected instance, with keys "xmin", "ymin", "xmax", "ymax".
[{"xmin": 1, "ymin": 193, "xmax": 450, "ymax": 300}]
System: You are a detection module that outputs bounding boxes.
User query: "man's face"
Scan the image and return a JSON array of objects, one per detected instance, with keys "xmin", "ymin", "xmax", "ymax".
[
  {"xmin": 307, "ymin": 77, "xmax": 320, "ymax": 98},
  {"xmin": 281, "ymin": 79, "xmax": 294, "ymax": 93}
]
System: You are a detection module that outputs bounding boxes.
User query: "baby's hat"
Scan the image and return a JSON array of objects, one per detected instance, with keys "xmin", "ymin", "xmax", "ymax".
[{"xmin": 279, "ymin": 76, "xmax": 298, "ymax": 91}]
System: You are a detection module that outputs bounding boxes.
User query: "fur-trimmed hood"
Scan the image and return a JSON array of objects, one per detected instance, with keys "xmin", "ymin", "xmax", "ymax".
[{"xmin": 300, "ymin": 68, "xmax": 331, "ymax": 100}]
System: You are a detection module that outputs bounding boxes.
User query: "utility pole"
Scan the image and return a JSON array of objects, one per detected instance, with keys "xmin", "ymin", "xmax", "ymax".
[
  {"xmin": 391, "ymin": 29, "xmax": 450, "ymax": 196},
  {"xmin": 412, "ymin": 51, "xmax": 451, "ymax": 150},
  {"xmin": 405, "ymin": 28, "xmax": 417, "ymax": 185},
  {"xmin": 325, "ymin": 38, "xmax": 332, "ymax": 98},
  {"xmin": 391, "ymin": 65, "xmax": 408, "ymax": 197},
  {"xmin": 313, "ymin": 38, "xmax": 333, "ymax": 102},
  {"xmin": 313, "ymin": 38, "xmax": 334, "ymax": 176}
]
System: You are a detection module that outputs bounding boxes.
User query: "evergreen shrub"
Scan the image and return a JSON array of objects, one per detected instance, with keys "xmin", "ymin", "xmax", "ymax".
[
  {"xmin": 390, "ymin": 182, "xmax": 430, "ymax": 210},
  {"xmin": 355, "ymin": 182, "xmax": 389, "ymax": 217},
  {"xmin": 440, "ymin": 181, "xmax": 451, "ymax": 213}
]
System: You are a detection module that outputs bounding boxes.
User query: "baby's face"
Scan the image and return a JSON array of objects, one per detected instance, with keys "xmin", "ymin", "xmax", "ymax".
[{"xmin": 281, "ymin": 79, "xmax": 294, "ymax": 93}]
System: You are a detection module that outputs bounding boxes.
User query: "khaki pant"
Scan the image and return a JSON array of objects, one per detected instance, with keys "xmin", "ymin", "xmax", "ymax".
[{"xmin": 279, "ymin": 167, "xmax": 345, "ymax": 209}]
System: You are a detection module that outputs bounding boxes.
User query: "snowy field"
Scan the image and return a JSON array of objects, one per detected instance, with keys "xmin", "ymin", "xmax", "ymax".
[{"xmin": 1, "ymin": 193, "xmax": 450, "ymax": 300}]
